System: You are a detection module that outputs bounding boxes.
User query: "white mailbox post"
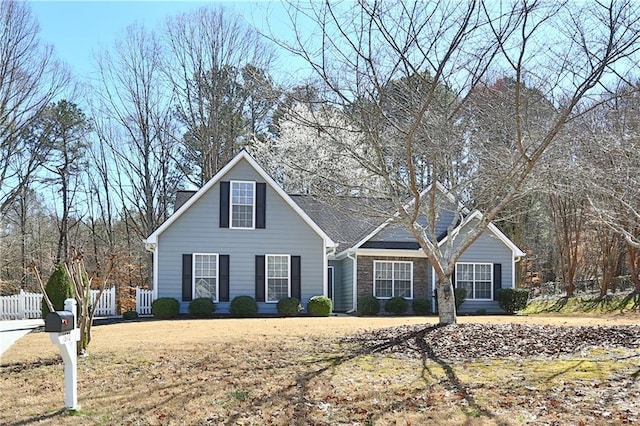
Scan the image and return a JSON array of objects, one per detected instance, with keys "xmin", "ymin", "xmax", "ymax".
[{"xmin": 45, "ymin": 298, "xmax": 80, "ymax": 410}]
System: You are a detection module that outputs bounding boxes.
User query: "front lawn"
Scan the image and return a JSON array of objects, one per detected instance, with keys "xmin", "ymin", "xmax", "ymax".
[{"xmin": 1, "ymin": 315, "xmax": 639, "ymax": 425}]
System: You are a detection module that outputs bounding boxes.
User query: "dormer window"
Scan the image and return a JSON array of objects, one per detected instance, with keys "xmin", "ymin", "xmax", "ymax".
[{"xmin": 230, "ymin": 181, "xmax": 255, "ymax": 229}]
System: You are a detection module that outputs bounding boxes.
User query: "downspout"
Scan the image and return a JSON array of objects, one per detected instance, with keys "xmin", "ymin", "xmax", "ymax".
[
  {"xmin": 431, "ymin": 265, "xmax": 436, "ymax": 314},
  {"xmin": 346, "ymin": 250, "xmax": 357, "ymax": 313},
  {"xmin": 143, "ymin": 241, "xmax": 158, "ymax": 299},
  {"xmin": 513, "ymin": 255, "xmax": 523, "ymax": 289}
]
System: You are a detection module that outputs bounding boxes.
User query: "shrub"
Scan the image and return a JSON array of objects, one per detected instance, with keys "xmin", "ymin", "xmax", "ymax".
[
  {"xmin": 454, "ymin": 288, "xmax": 467, "ymax": 311},
  {"xmin": 412, "ymin": 297, "xmax": 431, "ymax": 315},
  {"xmin": 277, "ymin": 297, "xmax": 302, "ymax": 316},
  {"xmin": 475, "ymin": 309, "xmax": 488, "ymax": 315},
  {"xmin": 385, "ymin": 296, "xmax": 408, "ymax": 315},
  {"xmin": 307, "ymin": 295, "xmax": 332, "ymax": 317},
  {"xmin": 189, "ymin": 297, "xmax": 216, "ymax": 318},
  {"xmin": 230, "ymin": 295, "xmax": 258, "ymax": 317},
  {"xmin": 42, "ymin": 264, "xmax": 74, "ymax": 318},
  {"xmin": 357, "ymin": 296, "xmax": 380, "ymax": 316},
  {"xmin": 151, "ymin": 297, "xmax": 180, "ymax": 319},
  {"xmin": 122, "ymin": 310, "xmax": 139, "ymax": 320},
  {"xmin": 496, "ymin": 288, "xmax": 530, "ymax": 314},
  {"xmin": 433, "ymin": 287, "xmax": 467, "ymax": 313}
]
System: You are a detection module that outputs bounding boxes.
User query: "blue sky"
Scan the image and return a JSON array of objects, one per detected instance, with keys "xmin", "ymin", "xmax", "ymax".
[{"xmin": 29, "ymin": 1, "xmax": 291, "ymax": 78}]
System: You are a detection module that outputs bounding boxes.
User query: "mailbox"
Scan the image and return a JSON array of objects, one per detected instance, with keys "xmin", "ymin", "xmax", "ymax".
[{"xmin": 45, "ymin": 311, "xmax": 75, "ymax": 333}]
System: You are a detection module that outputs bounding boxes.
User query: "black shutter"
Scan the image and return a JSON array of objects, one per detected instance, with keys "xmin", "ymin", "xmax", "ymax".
[
  {"xmin": 256, "ymin": 182, "xmax": 266, "ymax": 229},
  {"xmin": 219, "ymin": 255, "xmax": 230, "ymax": 302},
  {"xmin": 327, "ymin": 267, "xmax": 333, "ymax": 299},
  {"xmin": 493, "ymin": 263, "xmax": 502, "ymax": 300},
  {"xmin": 182, "ymin": 254, "xmax": 193, "ymax": 301},
  {"xmin": 291, "ymin": 256, "xmax": 301, "ymax": 299},
  {"xmin": 220, "ymin": 181, "xmax": 230, "ymax": 228},
  {"xmin": 255, "ymin": 255, "xmax": 265, "ymax": 302}
]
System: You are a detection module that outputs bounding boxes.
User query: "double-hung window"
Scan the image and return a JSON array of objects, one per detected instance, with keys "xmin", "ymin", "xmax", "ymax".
[
  {"xmin": 193, "ymin": 253, "xmax": 218, "ymax": 301},
  {"xmin": 374, "ymin": 261, "xmax": 413, "ymax": 299},
  {"xmin": 456, "ymin": 263, "xmax": 492, "ymax": 300},
  {"xmin": 266, "ymin": 254, "xmax": 290, "ymax": 302},
  {"xmin": 230, "ymin": 181, "xmax": 255, "ymax": 229}
]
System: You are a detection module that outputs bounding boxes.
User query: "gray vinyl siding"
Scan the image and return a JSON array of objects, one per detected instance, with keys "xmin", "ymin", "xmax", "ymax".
[
  {"xmin": 370, "ymin": 207, "xmax": 457, "ymax": 243},
  {"xmin": 156, "ymin": 158, "xmax": 325, "ymax": 314},
  {"xmin": 454, "ymin": 228, "xmax": 514, "ymax": 314},
  {"xmin": 337, "ymin": 257, "xmax": 354, "ymax": 312}
]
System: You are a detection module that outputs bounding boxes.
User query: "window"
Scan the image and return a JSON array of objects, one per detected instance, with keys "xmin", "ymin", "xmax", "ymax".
[
  {"xmin": 230, "ymin": 181, "xmax": 255, "ymax": 229},
  {"xmin": 266, "ymin": 255, "xmax": 290, "ymax": 302},
  {"xmin": 193, "ymin": 254, "xmax": 218, "ymax": 301},
  {"xmin": 373, "ymin": 261, "xmax": 413, "ymax": 299},
  {"xmin": 456, "ymin": 263, "xmax": 492, "ymax": 300}
]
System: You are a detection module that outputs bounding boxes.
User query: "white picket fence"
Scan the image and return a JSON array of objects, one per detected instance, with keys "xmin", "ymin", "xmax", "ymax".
[
  {"xmin": 0, "ymin": 290, "xmax": 42, "ymax": 320},
  {"xmin": 0, "ymin": 287, "xmax": 154, "ymax": 319},
  {"xmin": 136, "ymin": 287, "xmax": 153, "ymax": 315}
]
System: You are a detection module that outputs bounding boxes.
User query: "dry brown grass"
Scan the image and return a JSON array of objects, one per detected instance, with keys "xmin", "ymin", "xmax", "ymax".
[{"xmin": 1, "ymin": 315, "xmax": 639, "ymax": 425}]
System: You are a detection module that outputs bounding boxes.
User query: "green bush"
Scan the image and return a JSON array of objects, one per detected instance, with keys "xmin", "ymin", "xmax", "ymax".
[
  {"xmin": 122, "ymin": 310, "xmax": 139, "ymax": 320},
  {"xmin": 151, "ymin": 297, "xmax": 180, "ymax": 319},
  {"xmin": 433, "ymin": 287, "xmax": 467, "ymax": 313},
  {"xmin": 384, "ymin": 296, "xmax": 408, "ymax": 315},
  {"xmin": 188, "ymin": 297, "xmax": 216, "ymax": 318},
  {"xmin": 307, "ymin": 295, "xmax": 332, "ymax": 317},
  {"xmin": 230, "ymin": 295, "xmax": 258, "ymax": 317},
  {"xmin": 277, "ymin": 297, "xmax": 302, "ymax": 316},
  {"xmin": 496, "ymin": 288, "xmax": 530, "ymax": 314},
  {"xmin": 454, "ymin": 288, "xmax": 467, "ymax": 311},
  {"xmin": 42, "ymin": 264, "xmax": 74, "ymax": 318},
  {"xmin": 357, "ymin": 296, "xmax": 380, "ymax": 316},
  {"xmin": 412, "ymin": 297, "xmax": 431, "ymax": 315}
]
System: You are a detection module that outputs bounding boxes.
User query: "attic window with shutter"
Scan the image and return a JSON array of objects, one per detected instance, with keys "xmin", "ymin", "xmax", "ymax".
[{"xmin": 230, "ymin": 181, "xmax": 255, "ymax": 229}]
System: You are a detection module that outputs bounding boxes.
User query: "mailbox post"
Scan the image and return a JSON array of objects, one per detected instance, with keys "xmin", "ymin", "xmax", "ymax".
[{"xmin": 45, "ymin": 298, "xmax": 80, "ymax": 410}]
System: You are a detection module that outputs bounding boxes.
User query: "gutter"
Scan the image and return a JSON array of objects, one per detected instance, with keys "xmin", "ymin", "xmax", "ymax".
[{"xmin": 346, "ymin": 250, "xmax": 358, "ymax": 313}]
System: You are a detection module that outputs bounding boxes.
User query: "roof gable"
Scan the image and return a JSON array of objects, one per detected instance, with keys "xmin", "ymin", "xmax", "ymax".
[
  {"xmin": 145, "ymin": 151, "xmax": 335, "ymax": 247},
  {"xmin": 352, "ymin": 182, "xmax": 463, "ymax": 250}
]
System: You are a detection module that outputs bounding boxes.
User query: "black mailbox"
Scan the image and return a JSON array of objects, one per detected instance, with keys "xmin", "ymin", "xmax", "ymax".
[{"xmin": 45, "ymin": 311, "xmax": 75, "ymax": 333}]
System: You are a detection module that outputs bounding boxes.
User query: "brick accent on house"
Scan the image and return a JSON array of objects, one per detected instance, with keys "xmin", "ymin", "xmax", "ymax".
[{"xmin": 356, "ymin": 255, "xmax": 431, "ymax": 300}]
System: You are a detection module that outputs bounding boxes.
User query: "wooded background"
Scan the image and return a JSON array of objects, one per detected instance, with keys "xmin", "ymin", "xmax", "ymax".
[{"xmin": 2, "ymin": 0, "xmax": 639, "ymax": 302}]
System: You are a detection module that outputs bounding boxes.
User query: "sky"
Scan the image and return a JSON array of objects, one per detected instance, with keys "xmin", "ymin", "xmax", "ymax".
[{"xmin": 28, "ymin": 1, "xmax": 291, "ymax": 78}]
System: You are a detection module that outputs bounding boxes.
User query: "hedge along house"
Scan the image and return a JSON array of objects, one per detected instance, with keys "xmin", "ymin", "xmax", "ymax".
[
  {"xmin": 145, "ymin": 150, "xmax": 525, "ymax": 314},
  {"xmin": 144, "ymin": 150, "xmax": 336, "ymax": 314},
  {"xmin": 293, "ymin": 182, "xmax": 526, "ymax": 314}
]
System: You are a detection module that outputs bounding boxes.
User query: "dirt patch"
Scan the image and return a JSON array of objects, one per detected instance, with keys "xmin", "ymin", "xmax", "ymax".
[{"xmin": 1, "ymin": 315, "xmax": 639, "ymax": 425}]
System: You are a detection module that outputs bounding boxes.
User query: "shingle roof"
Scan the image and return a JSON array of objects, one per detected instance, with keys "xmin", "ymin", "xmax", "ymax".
[{"xmin": 290, "ymin": 195, "xmax": 388, "ymax": 253}]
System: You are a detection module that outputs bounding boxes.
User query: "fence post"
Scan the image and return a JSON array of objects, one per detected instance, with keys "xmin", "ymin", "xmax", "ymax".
[{"xmin": 18, "ymin": 289, "xmax": 25, "ymax": 320}]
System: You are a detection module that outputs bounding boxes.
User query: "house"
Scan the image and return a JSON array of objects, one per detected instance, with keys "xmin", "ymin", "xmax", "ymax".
[{"xmin": 144, "ymin": 150, "xmax": 525, "ymax": 314}]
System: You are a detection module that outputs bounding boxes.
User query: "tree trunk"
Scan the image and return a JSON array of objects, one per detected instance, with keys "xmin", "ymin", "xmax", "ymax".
[{"xmin": 436, "ymin": 277, "xmax": 457, "ymax": 325}]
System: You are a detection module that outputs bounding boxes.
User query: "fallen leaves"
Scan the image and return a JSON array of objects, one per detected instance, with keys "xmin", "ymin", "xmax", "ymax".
[{"xmin": 342, "ymin": 323, "xmax": 640, "ymax": 362}]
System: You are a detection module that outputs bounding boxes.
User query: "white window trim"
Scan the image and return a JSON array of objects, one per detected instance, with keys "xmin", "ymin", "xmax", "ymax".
[
  {"xmin": 265, "ymin": 254, "xmax": 291, "ymax": 303},
  {"xmin": 456, "ymin": 262, "xmax": 493, "ymax": 301},
  {"xmin": 229, "ymin": 180, "xmax": 256, "ymax": 230},
  {"xmin": 373, "ymin": 260, "xmax": 414, "ymax": 299},
  {"xmin": 192, "ymin": 253, "xmax": 219, "ymax": 302}
]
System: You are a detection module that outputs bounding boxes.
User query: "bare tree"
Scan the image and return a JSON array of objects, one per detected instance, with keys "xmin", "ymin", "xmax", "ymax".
[
  {"xmin": 94, "ymin": 23, "xmax": 179, "ymax": 240},
  {"xmin": 579, "ymin": 83, "xmax": 640, "ymax": 291},
  {"xmin": 0, "ymin": 0, "xmax": 69, "ymax": 216},
  {"xmin": 163, "ymin": 6, "xmax": 278, "ymax": 185},
  {"xmin": 276, "ymin": 0, "xmax": 640, "ymax": 324}
]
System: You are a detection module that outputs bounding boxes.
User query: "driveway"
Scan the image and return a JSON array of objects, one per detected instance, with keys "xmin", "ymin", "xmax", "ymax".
[{"xmin": 0, "ymin": 319, "xmax": 44, "ymax": 357}]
